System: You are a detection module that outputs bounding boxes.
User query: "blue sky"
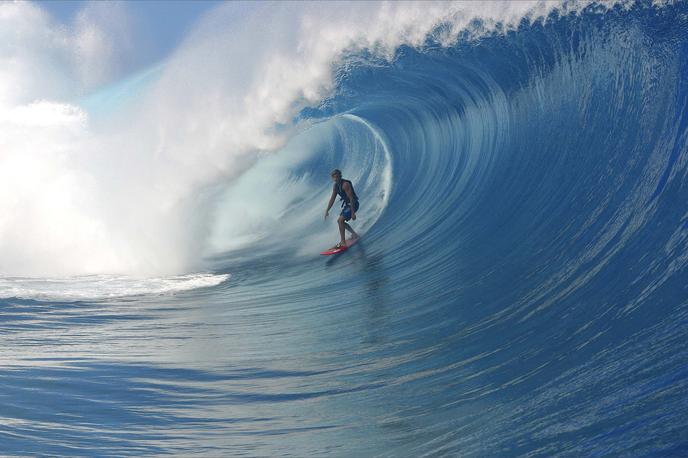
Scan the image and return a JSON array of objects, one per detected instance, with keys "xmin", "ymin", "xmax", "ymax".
[{"xmin": 35, "ymin": 0, "xmax": 224, "ymax": 64}]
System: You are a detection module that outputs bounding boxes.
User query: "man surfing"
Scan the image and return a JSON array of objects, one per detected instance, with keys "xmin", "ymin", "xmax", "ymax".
[{"xmin": 324, "ymin": 169, "xmax": 359, "ymax": 249}]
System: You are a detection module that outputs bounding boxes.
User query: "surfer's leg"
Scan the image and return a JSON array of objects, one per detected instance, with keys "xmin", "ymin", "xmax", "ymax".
[
  {"xmin": 337, "ymin": 215, "xmax": 346, "ymax": 244},
  {"xmin": 344, "ymin": 222, "xmax": 358, "ymax": 238}
]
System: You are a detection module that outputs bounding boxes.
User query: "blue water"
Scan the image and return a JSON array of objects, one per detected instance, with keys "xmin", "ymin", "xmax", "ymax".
[{"xmin": 3, "ymin": 2, "xmax": 688, "ymax": 456}]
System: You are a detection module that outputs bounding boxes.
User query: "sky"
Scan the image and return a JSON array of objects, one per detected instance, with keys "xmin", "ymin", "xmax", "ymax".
[{"xmin": 35, "ymin": 0, "xmax": 223, "ymax": 68}]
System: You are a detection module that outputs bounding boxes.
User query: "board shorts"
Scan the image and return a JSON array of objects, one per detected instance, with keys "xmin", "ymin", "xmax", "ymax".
[{"xmin": 341, "ymin": 200, "xmax": 360, "ymax": 221}]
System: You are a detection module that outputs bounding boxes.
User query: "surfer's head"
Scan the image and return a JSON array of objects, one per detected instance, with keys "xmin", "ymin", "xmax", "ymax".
[{"xmin": 330, "ymin": 169, "xmax": 342, "ymax": 182}]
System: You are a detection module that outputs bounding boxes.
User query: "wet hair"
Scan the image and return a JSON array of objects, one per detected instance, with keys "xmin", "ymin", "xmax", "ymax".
[{"xmin": 330, "ymin": 169, "xmax": 342, "ymax": 177}]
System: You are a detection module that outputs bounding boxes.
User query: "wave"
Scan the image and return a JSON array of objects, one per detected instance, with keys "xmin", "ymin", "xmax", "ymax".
[
  {"xmin": 2, "ymin": 1, "xmax": 688, "ymax": 456},
  {"xmin": 0, "ymin": 0, "xmax": 603, "ymax": 278}
]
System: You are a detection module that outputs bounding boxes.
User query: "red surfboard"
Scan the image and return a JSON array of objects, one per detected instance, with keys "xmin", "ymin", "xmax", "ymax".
[{"xmin": 320, "ymin": 236, "xmax": 360, "ymax": 255}]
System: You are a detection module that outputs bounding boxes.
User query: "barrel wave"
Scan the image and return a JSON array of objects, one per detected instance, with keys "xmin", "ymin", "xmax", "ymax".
[{"xmin": 2, "ymin": 1, "xmax": 688, "ymax": 456}]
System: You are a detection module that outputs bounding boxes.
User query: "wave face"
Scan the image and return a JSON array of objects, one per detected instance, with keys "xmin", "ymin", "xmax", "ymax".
[{"xmin": 3, "ymin": 1, "xmax": 688, "ymax": 456}]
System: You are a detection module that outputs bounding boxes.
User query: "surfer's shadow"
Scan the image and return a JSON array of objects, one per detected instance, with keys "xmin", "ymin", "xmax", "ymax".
[{"xmin": 324, "ymin": 241, "xmax": 390, "ymax": 345}]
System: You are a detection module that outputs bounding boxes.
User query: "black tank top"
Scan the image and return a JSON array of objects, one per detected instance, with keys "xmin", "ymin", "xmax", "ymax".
[{"xmin": 336, "ymin": 179, "xmax": 358, "ymax": 206}]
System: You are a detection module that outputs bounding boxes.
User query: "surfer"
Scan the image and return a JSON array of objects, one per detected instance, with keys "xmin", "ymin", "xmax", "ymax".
[{"xmin": 324, "ymin": 169, "xmax": 359, "ymax": 248}]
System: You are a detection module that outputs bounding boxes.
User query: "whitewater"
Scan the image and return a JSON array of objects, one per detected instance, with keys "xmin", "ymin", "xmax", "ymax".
[{"xmin": 2, "ymin": 1, "xmax": 688, "ymax": 456}]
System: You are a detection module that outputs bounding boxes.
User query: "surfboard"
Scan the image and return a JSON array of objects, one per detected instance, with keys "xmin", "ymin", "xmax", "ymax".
[{"xmin": 320, "ymin": 236, "xmax": 360, "ymax": 255}]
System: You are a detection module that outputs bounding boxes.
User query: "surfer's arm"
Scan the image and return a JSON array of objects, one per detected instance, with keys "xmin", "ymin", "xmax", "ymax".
[
  {"xmin": 343, "ymin": 182, "xmax": 356, "ymax": 219},
  {"xmin": 325, "ymin": 186, "xmax": 337, "ymax": 218}
]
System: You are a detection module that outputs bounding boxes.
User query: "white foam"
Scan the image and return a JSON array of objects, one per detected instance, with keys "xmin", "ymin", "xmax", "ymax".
[{"xmin": 0, "ymin": 273, "xmax": 230, "ymax": 301}]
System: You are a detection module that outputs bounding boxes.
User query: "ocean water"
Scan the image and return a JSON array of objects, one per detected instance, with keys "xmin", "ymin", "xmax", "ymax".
[{"xmin": 2, "ymin": 1, "xmax": 688, "ymax": 456}]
